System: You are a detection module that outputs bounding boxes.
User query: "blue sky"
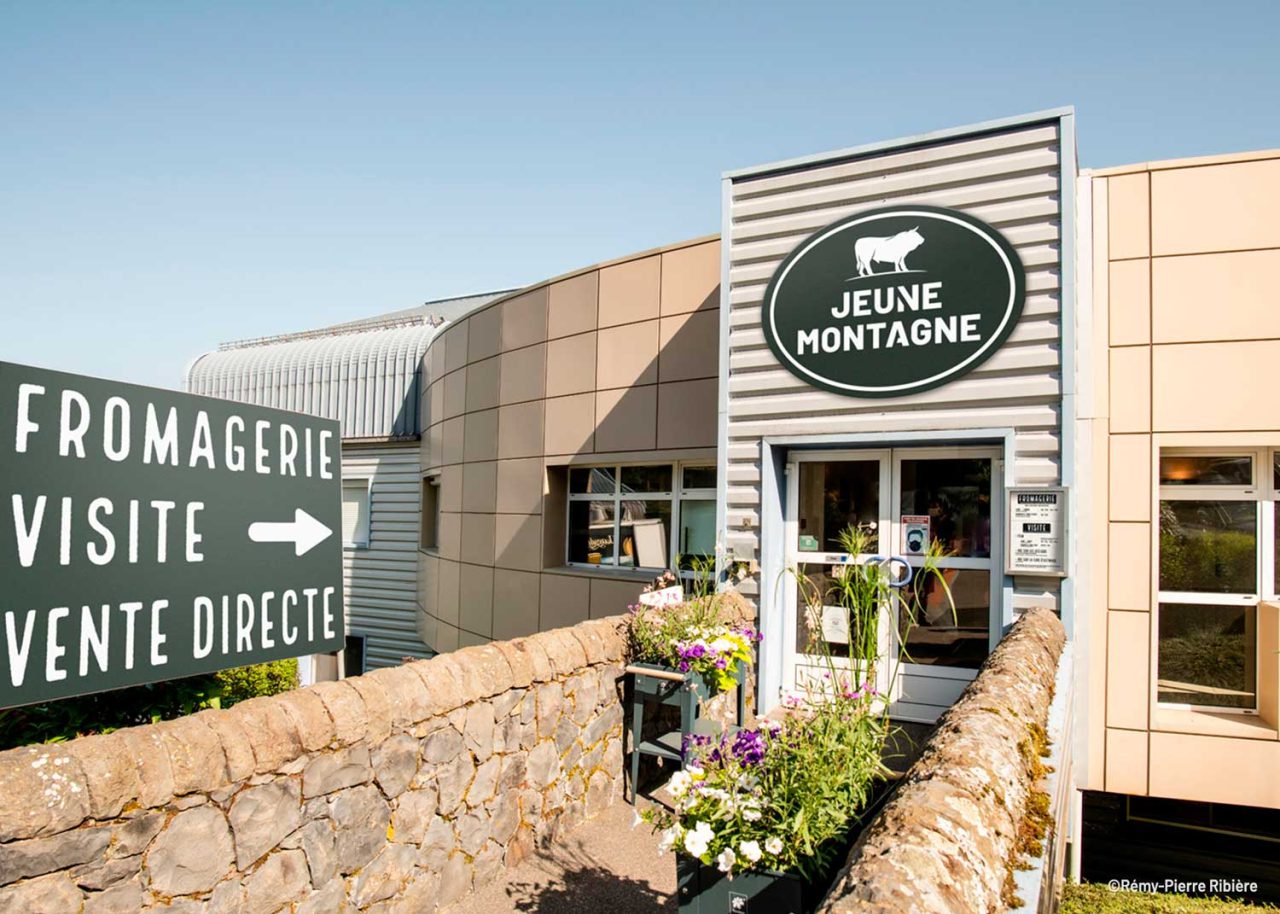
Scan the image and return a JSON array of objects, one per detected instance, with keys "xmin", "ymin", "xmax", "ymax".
[{"xmin": 3, "ymin": 1, "xmax": 1277, "ymax": 390}]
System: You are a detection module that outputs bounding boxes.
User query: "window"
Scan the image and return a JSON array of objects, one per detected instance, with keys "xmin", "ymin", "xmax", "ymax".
[
  {"xmin": 420, "ymin": 476, "xmax": 440, "ymax": 551},
  {"xmin": 566, "ymin": 462, "xmax": 717, "ymax": 572},
  {"xmin": 341, "ymin": 479, "xmax": 371, "ymax": 548},
  {"xmin": 343, "ymin": 633, "xmax": 367, "ymax": 678},
  {"xmin": 1156, "ymin": 449, "xmax": 1270, "ymax": 713}
]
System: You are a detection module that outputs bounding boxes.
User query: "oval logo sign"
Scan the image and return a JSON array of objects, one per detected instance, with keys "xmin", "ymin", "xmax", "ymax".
[{"xmin": 762, "ymin": 205, "xmax": 1025, "ymax": 397}]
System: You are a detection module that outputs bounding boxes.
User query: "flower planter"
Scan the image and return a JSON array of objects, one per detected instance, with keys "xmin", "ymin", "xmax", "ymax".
[
  {"xmin": 676, "ymin": 855, "xmax": 821, "ymax": 914},
  {"xmin": 624, "ymin": 663, "xmax": 716, "ymax": 803}
]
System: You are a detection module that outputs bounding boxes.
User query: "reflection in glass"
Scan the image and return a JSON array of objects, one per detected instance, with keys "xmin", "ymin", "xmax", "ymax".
[
  {"xmin": 896, "ymin": 569, "xmax": 990, "ymax": 668},
  {"xmin": 1159, "ymin": 501, "xmax": 1257, "ymax": 594},
  {"xmin": 568, "ymin": 500, "xmax": 616, "ymax": 565},
  {"xmin": 570, "ymin": 466, "xmax": 616, "ymax": 495},
  {"xmin": 621, "ymin": 465, "xmax": 672, "ymax": 494},
  {"xmin": 1158, "ymin": 603, "xmax": 1256, "ymax": 710},
  {"xmin": 898, "ymin": 459, "xmax": 992, "ymax": 558},
  {"xmin": 796, "ymin": 462, "xmax": 880, "ymax": 553},
  {"xmin": 1159, "ymin": 455, "xmax": 1252, "ymax": 487},
  {"xmin": 619, "ymin": 499, "xmax": 671, "ymax": 568},
  {"xmin": 678, "ymin": 500, "xmax": 716, "ymax": 568},
  {"xmin": 682, "ymin": 465, "xmax": 717, "ymax": 491}
]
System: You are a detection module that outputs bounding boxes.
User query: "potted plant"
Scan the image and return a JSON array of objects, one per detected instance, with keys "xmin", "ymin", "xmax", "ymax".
[{"xmin": 640, "ymin": 526, "xmax": 953, "ymax": 912}]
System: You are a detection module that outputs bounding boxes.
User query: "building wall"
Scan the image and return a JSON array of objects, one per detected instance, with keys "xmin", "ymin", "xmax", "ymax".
[
  {"xmin": 342, "ymin": 441, "xmax": 432, "ymax": 670},
  {"xmin": 722, "ymin": 113, "xmax": 1073, "ymax": 712},
  {"xmin": 1087, "ymin": 150, "xmax": 1280, "ymax": 808},
  {"xmin": 417, "ymin": 238, "xmax": 722, "ymax": 651}
]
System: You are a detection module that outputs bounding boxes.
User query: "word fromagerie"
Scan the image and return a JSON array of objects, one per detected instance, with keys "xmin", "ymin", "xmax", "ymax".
[
  {"xmin": 798, "ymin": 281, "xmax": 983, "ymax": 354},
  {"xmin": 4, "ymin": 586, "xmax": 338, "ymax": 690},
  {"xmin": 0, "ymin": 360, "xmax": 344, "ymax": 706}
]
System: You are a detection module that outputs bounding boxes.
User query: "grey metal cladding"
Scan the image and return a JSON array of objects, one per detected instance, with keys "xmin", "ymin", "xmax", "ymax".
[{"xmin": 723, "ymin": 113, "xmax": 1069, "ymax": 594}]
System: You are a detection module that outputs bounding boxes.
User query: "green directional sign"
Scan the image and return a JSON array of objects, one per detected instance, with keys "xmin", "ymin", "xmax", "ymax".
[
  {"xmin": 0, "ymin": 361, "xmax": 345, "ymax": 708},
  {"xmin": 763, "ymin": 205, "xmax": 1026, "ymax": 397}
]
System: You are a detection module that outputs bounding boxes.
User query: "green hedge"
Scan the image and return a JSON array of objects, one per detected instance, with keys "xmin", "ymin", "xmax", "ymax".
[
  {"xmin": 0, "ymin": 658, "xmax": 298, "ymax": 751},
  {"xmin": 1062, "ymin": 883, "xmax": 1276, "ymax": 913}
]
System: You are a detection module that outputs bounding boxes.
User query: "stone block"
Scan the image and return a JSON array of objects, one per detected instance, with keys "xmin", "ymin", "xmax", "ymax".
[
  {"xmin": 437, "ymin": 853, "xmax": 473, "ymax": 908},
  {"xmin": 65, "ymin": 732, "xmax": 139, "ymax": 820},
  {"xmin": 366, "ymin": 665, "xmax": 434, "ymax": 729},
  {"xmin": 521, "ymin": 637, "xmax": 555, "ymax": 684},
  {"xmin": 229, "ymin": 780, "xmax": 302, "ymax": 868},
  {"xmin": 463, "ymin": 703, "xmax": 496, "ymax": 762},
  {"xmin": 303, "ymin": 745, "xmax": 372, "ymax": 799},
  {"xmin": 409, "ymin": 658, "xmax": 464, "ymax": 718},
  {"xmin": 390, "ymin": 787, "xmax": 437, "ymax": 846},
  {"xmin": 307, "ymin": 681, "xmax": 369, "ymax": 746},
  {"xmin": 112, "ymin": 812, "xmax": 165, "ymax": 858},
  {"xmin": 467, "ymin": 757, "xmax": 501, "ymax": 809},
  {"xmin": 372, "ymin": 734, "xmax": 419, "ymax": 799},
  {"xmin": 431, "ymin": 655, "xmax": 485, "ymax": 707},
  {"xmin": 351, "ymin": 844, "xmax": 415, "ymax": 908},
  {"xmin": 434, "ymin": 752, "xmax": 475, "ymax": 817},
  {"xmin": 489, "ymin": 791, "xmax": 520, "ymax": 847},
  {"xmin": 295, "ymin": 877, "xmax": 345, "ymax": 914},
  {"xmin": 343, "ymin": 676, "xmax": 393, "ymax": 745},
  {"xmin": 329, "ymin": 785, "xmax": 391, "ymax": 875},
  {"xmin": 156, "ymin": 715, "xmax": 228, "ymax": 796},
  {"xmin": 474, "ymin": 839, "xmax": 505, "ymax": 887},
  {"xmin": 492, "ymin": 641, "xmax": 535, "ymax": 690},
  {"xmin": 241, "ymin": 848, "xmax": 308, "ymax": 914},
  {"xmin": 226, "ymin": 697, "xmax": 304, "ymax": 773},
  {"xmin": 275, "ymin": 689, "xmax": 338, "ymax": 753},
  {"xmin": 0, "ymin": 824, "xmax": 111, "ymax": 885},
  {"xmin": 143, "ymin": 806, "xmax": 234, "ymax": 896},
  {"xmin": 455, "ymin": 811, "xmax": 489, "ymax": 856},
  {"xmin": 283, "ymin": 819, "xmax": 336, "ymax": 889},
  {"xmin": 73, "ymin": 852, "xmax": 142, "ymax": 892},
  {"xmin": 195, "ymin": 710, "xmax": 257, "ymax": 784},
  {"xmin": 492, "ymin": 688, "xmax": 525, "ymax": 721},
  {"xmin": 0, "ymin": 745, "xmax": 91, "ymax": 842},
  {"xmin": 498, "ymin": 755, "xmax": 526, "ymax": 795},
  {"xmin": 0, "ymin": 871, "xmax": 84, "ymax": 914},
  {"xmin": 422, "ymin": 726, "xmax": 464, "ymax": 766},
  {"xmin": 527, "ymin": 742, "xmax": 560, "ymax": 790},
  {"xmin": 82, "ymin": 875, "xmax": 141, "ymax": 914}
]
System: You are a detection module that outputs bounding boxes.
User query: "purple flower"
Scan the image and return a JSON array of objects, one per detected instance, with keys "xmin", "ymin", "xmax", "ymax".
[
  {"xmin": 730, "ymin": 729, "xmax": 768, "ymax": 766},
  {"xmin": 678, "ymin": 661, "xmax": 691, "ymax": 673}
]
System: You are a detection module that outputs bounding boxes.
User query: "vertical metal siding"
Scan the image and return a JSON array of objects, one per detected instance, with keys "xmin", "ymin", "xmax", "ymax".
[
  {"xmin": 725, "ymin": 120, "xmax": 1066, "ymax": 612},
  {"xmin": 340, "ymin": 442, "xmax": 430, "ymax": 669}
]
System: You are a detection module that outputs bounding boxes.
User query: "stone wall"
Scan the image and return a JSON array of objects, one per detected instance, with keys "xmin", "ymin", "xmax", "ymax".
[
  {"xmin": 817, "ymin": 607, "xmax": 1068, "ymax": 914},
  {"xmin": 0, "ymin": 616, "xmax": 633, "ymax": 914}
]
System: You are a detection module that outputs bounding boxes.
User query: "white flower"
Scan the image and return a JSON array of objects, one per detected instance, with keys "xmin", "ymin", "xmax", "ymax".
[
  {"xmin": 765, "ymin": 837, "xmax": 784, "ymax": 856},
  {"xmin": 668, "ymin": 771, "xmax": 692, "ymax": 799},
  {"xmin": 742, "ymin": 807, "xmax": 762, "ymax": 822},
  {"xmin": 683, "ymin": 821, "xmax": 715, "ymax": 859},
  {"xmin": 658, "ymin": 826, "xmax": 681, "ymax": 854},
  {"xmin": 739, "ymin": 840, "xmax": 762, "ymax": 864},
  {"xmin": 715, "ymin": 847, "xmax": 736, "ymax": 875}
]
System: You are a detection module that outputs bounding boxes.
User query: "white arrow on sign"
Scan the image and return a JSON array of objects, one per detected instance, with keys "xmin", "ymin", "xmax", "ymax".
[{"xmin": 248, "ymin": 508, "xmax": 333, "ymax": 557}]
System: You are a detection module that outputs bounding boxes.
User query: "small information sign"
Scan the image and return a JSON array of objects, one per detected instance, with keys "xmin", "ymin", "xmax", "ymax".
[{"xmin": 1005, "ymin": 487, "xmax": 1068, "ymax": 577}]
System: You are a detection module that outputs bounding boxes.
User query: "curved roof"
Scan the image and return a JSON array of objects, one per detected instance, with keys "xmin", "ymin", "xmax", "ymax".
[{"xmin": 187, "ymin": 291, "xmax": 512, "ymax": 440}]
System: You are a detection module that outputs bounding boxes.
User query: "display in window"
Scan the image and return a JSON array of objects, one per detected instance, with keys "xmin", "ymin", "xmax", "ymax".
[
  {"xmin": 569, "ymin": 500, "xmax": 617, "ymax": 565},
  {"xmin": 619, "ymin": 500, "xmax": 672, "ymax": 568}
]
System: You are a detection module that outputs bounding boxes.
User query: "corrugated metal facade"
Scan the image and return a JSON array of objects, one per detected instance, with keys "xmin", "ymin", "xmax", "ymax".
[
  {"xmin": 722, "ymin": 114, "xmax": 1073, "ymax": 712},
  {"xmin": 187, "ymin": 323, "xmax": 437, "ymax": 439},
  {"xmin": 340, "ymin": 443, "xmax": 430, "ymax": 669}
]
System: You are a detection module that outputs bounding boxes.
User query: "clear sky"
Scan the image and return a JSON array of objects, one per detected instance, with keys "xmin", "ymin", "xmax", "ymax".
[{"xmin": 3, "ymin": 1, "xmax": 1277, "ymax": 390}]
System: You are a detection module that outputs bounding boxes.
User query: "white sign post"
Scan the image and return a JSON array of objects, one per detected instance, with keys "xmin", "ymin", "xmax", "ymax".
[{"xmin": 1005, "ymin": 487, "xmax": 1068, "ymax": 577}]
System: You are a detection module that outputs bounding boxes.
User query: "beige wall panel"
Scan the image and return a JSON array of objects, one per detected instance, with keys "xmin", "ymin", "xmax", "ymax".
[
  {"xmin": 438, "ymin": 464, "xmax": 462, "ymax": 513},
  {"xmin": 442, "ymin": 416, "xmax": 464, "ymax": 466},
  {"xmin": 1152, "ymin": 158, "xmax": 1280, "ymax": 256},
  {"xmin": 544, "ymin": 393, "xmax": 595, "ymax": 456},
  {"xmin": 546, "ymin": 332, "xmax": 597, "ymax": 398},
  {"xmin": 598, "ymin": 255, "xmax": 660, "ymax": 328},
  {"xmin": 1109, "ymin": 435, "xmax": 1151, "ymax": 521},
  {"xmin": 1108, "ymin": 522, "xmax": 1151, "ymax": 611},
  {"xmin": 1109, "ymin": 259, "xmax": 1150, "ymax": 347},
  {"xmin": 660, "ymin": 242, "xmax": 720, "ymax": 316},
  {"xmin": 595, "ymin": 386, "xmax": 658, "ymax": 453},
  {"xmin": 1084, "ymin": 418, "xmax": 1111, "ymax": 790},
  {"xmin": 1153, "ymin": 340, "xmax": 1280, "ymax": 431},
  {"xmin": 658, "ymin": 379, "xmax": 719, "ymax": 450},
  {"xmin": 458, "ymin": 564, "xmax": 494, "ymax": 638},
  {"xmin": 590, "ymin": 577, "xmax": 645, "ymax": 619},
  {"xmin": 465, "ymin": 356, "xmax": 501, "ymax": 413},
  {"xmin": 1104, "ymin": 728, "xmax": 1148, "ymax": 796},
  {"xmin": 443, "ymin": 368, "xmax": 466, "ymax": 420},
  {"xmin": 436, "ymin": 559, "xmax": 460, "ymax": 628},
  {"xmin": 496, "ymin": 458, "xmax": 545, "ymax": 516},
  {"xmin": 437, "ymin": 511, "xmax": 461, "ymax": 562},
  {"xmin": 429, "ymin": 379, "xmax": 445, "ymax": 428},
  {"xmin": 540, "ymin": 573, "xmax": 591, "ymax": 630},
  {"xmin": 463, "ymin": 409, "xmax": 498, "ymax": 462},
  {"xmin": 1149, "ymin": 732, "xmax": 1280, "ymax": 808},
  {"xmin": 1109, "ymin": 347, "xmax": 1151, "ymax": 434},
  {"xmin": 459, "ymin": 630, "xmax": 489, "ymax": 648},
  {"xmin": 502, "ymin": 286, "xmax": 549, "ymax": 352},
  {"xmin": 432, "ymin": 621, "xmax": 459, "ymax": 653},
  {"xmin": 444, "ymin": 321, "xmax": 469, "ymax": 375},
  {"xmin": 659, "ymin": 310, "xmax": 720, "ymax": 383},
  {"xmin": 1108, "ymin": 173, "xmax": 1150, "ymax": 260},
  {"xmin": 494, "ymin": 513, "xmax": 542, "ymax": 572},
  {"xmin": 1106, "ymin": 610, "xmax": 1150, "ymax": 729},
  {"xmin": 497, "ymin": 400, "xmax": 546, "ymax": 461},
  {"xmin": 461, "ymin": 460, "xmax": 497, "ymax": 514},
  {"xmin": 549, "ymin": 272, "xmax": 598, "ymax": 339},
  {"xmin": 460, "ymin": 513, "xmax": 496, "ymax": 567},
  {"xmin": 1153, "ymin": 249, "xmax": 1280, "ymax": 344},
  {"xmin": 597, "ymin": 320, "xmax": 659, "ymax": 389},
  {"xmin": 542, "ymin": 469, "xmax": 567, "ymax": 569},
  {"xmin": 499, "ymin": 343, "xmax": 547, "ymax": 406},
  {"xmin": 492, "ymin": 569, "xmax": 541, "ymax": 640},
  {"xmin": 424, "ymin": 422, "xmax": 443, "ymax": 471},
  {"xmin": 467, "ymin": 305, "xmax": 503, "ymax": 363}
]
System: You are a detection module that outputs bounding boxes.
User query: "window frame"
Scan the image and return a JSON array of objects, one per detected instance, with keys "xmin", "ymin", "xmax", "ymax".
[
  {"xmin": 341, "ymin": 477, "xmax": 373, "ymax": 550},
  {"xmin": 420, "ymin": 474, "xmax": 441, "ymax": 553},
  {"xmin": 564, "ymin": 461, "xmax": 717, "ymax": 575},
  {"xmin": 1155, "ymin": 446, "xmax": 1268, "ymax": 714}
]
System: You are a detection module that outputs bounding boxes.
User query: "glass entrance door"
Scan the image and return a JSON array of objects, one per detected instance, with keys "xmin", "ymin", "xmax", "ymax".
[{"xmin": 783, "ymin": 447, "xmax": 1002, "ymax": 722}]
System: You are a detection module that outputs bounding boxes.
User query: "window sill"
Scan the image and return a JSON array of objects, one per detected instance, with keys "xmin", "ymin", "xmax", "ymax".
[
  {"xmin": 1153, "ymin": 708, "xmax": 1278, "ymax": 741},
  {"xmin": 545, "ymin": 565, "xmax": 657, "ymax": 582}
]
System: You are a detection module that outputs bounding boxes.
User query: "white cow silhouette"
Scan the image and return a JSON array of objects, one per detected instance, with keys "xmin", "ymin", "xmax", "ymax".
[{"xmin": 854, "ymin": 227, "xmax": 924, "ymax": 277}]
